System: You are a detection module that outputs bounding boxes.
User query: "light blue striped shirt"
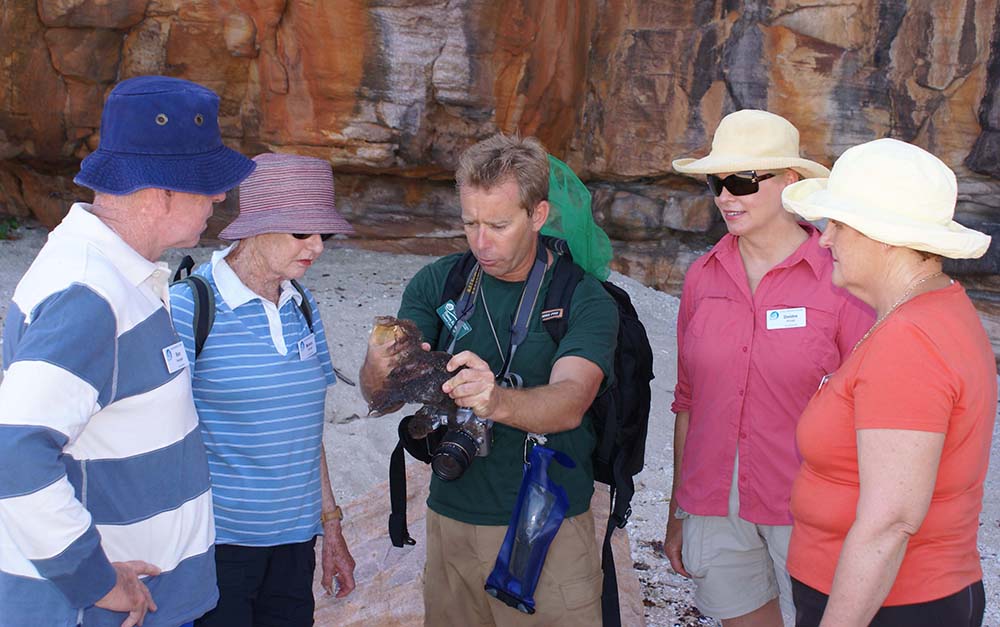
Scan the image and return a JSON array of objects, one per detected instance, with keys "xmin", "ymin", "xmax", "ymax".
[{"xmin": 169, "ymin": 247, "xmax": 336, "ymax": 547}]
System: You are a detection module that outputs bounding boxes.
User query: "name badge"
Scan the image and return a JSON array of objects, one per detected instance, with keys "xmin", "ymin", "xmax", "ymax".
[
  {"xmin": 766, "ymin": 307, "xmax": 806, "ymax": 330},
  {"xmin": 162, "ymin": 341, "xmax": 189, "ymax": 374},
  {"xmin": 436, "ymin": 300, "xmax": 471, "ymax": 341},
  {"xmin": 298, "ymin": 333, "xmax": 318, "ymax": 360}
]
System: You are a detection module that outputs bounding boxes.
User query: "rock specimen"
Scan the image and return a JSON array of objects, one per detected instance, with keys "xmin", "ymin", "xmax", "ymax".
[{"xmin": 366, "ymin": 316, "xmax": 455, "ymax": 417}]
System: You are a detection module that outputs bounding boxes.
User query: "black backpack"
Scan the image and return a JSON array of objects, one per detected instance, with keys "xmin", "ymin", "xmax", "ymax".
[{"xmin": 389, "ymin": 236, "xmax": 654, "ymax": 627}]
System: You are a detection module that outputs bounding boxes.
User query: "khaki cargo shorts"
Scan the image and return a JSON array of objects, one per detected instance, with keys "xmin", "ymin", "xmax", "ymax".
[{"xmin": 676, "ymin": 455, "xmax": 794, "ymax": 624}]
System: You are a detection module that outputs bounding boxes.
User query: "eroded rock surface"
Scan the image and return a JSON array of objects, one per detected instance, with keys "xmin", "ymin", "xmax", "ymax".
[{"xmin": 1, "ymin": 0, "xmax": 999, "ymax": 355}]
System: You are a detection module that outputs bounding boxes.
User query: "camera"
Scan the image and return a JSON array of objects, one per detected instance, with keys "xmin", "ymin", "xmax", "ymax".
[{"xmin": 407, "ymin": 406, "xmax": 493, "ymax": 481}]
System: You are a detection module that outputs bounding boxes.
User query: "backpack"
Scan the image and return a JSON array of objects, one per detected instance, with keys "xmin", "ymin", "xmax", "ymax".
[{"xmin": 389, "ymin": 236, "xmax": 654, "ymax": 627}]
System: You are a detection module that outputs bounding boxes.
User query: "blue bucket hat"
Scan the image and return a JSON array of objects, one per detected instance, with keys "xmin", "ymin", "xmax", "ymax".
[{"xmin": 75, "ymin": 76, "xmax": 256, "ymax": 195}]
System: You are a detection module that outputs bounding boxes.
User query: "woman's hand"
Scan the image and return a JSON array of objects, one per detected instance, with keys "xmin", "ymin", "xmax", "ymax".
[
  {"xmin": 321, "ymin": 522, "xmax": 356, "ymax": 598},
  {"xmin": 663, "ymin": 515, "xmax": 690, "ymax": 578}
]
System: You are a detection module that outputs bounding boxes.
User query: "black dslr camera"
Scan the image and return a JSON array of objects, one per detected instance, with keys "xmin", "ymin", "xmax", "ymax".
[{"xmin": 403, "ymin": 406, "xmax": 494, "ymax": 481}]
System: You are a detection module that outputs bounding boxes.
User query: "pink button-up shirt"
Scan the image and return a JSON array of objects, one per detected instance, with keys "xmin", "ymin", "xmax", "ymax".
[{"xmin": 672, "ymin": 225, "xmax": 874, "ymax": 525}]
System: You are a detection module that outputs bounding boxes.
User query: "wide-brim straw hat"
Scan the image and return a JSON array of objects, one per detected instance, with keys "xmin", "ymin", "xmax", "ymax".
[
  {"xmin": 672, "ymin": 109, "xmax": 830, "ymax": 179},
  {"xmin": 782, "ymin": 138, "xmax": 991, "ymax": 259},
  {"xmin": 220, "ymin": 153, "xmax": 355, "ymax": 240},
  {"xmin": 75, "ymin": 76, "xmax": 255, "ymax": 195}
]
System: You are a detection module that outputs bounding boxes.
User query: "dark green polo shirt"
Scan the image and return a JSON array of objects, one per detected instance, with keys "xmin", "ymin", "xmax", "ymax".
[{"xmin": 397, "ymin": 252, "xmax": 618, "ymax": 525}]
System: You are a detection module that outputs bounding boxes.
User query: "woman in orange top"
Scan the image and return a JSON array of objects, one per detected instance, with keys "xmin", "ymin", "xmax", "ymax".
[{"xmin": 780, "ymin": 138, "xmax": 996, "ymax": 627}]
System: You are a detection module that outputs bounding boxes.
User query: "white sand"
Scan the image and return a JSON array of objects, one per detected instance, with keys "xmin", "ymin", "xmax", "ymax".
[{"xmin": 1, "ymin": 221, "xmax": 998, "ymax": 625}]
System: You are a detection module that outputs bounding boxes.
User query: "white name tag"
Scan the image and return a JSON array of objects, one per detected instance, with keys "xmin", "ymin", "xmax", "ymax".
[
  {"xmin": 298, "ymin": 333, "xmax": 318, "ymax": 360},
  {"xmin": 162, "ymin": 341, "xmax": 189, "ymax": 374},
  {"xmin": 766, "ymin": 307, "xmax": 807, "ymax": 330}
]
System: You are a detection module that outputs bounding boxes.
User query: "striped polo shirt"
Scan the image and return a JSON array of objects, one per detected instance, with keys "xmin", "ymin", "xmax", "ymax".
[
  {"xmin": 0, "ymin": 204, "xmax": 217, "ymax": 627},
  {"xmin": 169, "ymin": 247, "xmax": 336, "ymax": 547}
]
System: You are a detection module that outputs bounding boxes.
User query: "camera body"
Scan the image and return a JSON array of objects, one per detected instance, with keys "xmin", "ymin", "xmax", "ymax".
[{"xmin": 408, "ymin": 407, "xmax": 493, "ymax": 481}]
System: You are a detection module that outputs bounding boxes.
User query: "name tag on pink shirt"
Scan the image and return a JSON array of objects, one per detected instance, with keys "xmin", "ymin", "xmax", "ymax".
[{"xmin": 766, "ymin": 307, "xmax": 807, "ymax": 329}]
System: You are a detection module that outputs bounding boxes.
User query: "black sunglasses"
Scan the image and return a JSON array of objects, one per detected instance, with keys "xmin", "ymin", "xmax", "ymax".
[
  {"xmin": 292, "ymin": 233, "xmax": 334, "ymax": 241},
  {"xmin": 706, "ymin": 171, "xmax": 776, "ymax": 197}
]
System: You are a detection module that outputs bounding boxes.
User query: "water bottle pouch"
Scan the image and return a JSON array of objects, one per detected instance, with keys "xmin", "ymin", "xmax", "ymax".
[{"xmin": 484, "ymin": 444, "xmax": 575, "ymax": 614}]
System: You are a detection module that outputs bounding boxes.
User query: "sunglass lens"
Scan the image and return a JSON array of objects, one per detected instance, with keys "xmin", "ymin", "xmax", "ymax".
[
  {"xmin": 706, "ymin": 173, "xmax": 759, "ymax": 197},
  {"xmin": 725, "ymin": 175, "xmax": 759, "ymax": 196},
  {"xmin": 707, "ymin": 174, "xmax": 724, "ymax": 196},
  {"xmin": 291, "ymin": 233, "xmax": 334, "ymax": 241}
]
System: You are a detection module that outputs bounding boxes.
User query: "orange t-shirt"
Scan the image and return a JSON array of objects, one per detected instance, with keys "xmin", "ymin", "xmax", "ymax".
[{"xmin": 788, "ymin": 282, "xmax": 998, "ymax": 605}]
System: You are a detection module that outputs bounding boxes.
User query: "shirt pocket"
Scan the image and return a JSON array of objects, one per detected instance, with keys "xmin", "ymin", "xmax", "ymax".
[
  {"xmin": 508, "ymin": 330, "xmax": 558, "ymax": 384},
  {"xmin": 687, "ymin": 294, "xmax": 742, "ymax": 340},
  {"xmin": 764, "ymin": 302, "xmax": 841, "ymax": 375}
]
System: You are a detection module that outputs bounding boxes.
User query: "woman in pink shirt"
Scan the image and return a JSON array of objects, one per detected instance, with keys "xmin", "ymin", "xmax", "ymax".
[{"xmin": 663, "ymin": 110, "xmax": 873, "ymax": 626}]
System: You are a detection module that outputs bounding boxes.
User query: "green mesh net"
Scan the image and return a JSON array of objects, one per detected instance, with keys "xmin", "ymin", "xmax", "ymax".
[{"xmin": 542, "ymin": 155, "xmax": 613, "ymax": 280}]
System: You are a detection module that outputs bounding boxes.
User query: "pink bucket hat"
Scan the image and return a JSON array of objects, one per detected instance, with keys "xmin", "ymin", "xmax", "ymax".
[{"xmin": 219, "ymin": 153, "xmax": 355, "ymax": 240}]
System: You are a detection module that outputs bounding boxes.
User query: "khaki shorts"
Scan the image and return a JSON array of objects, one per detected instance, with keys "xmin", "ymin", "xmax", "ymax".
[
  {"xmin": 423, "ymin": 508, "xmax": 602, "ymax": 627},
  {"xmin": 677, "ymin": 455, "xmax": 794, "ymax": 624}
]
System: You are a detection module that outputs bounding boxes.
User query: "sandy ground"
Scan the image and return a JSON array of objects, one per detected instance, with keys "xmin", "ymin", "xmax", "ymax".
[{"xmin": 1, "ymin": 221, "xmax": 999, "ymax": 625}]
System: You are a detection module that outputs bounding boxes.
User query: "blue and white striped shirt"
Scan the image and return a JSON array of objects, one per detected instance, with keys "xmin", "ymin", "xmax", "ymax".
[
  {"xmin": 0, "ymin": 204, "xmax": 217, "ymax": 627},
  {"xmin": 169, "ymin": 247, "xmax": 336, "ymax": 547}
]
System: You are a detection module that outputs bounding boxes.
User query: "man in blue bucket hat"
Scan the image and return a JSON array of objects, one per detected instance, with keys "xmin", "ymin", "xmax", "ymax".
[{"xmin": 0, "ymin": 76, "xmax": 255, "ymax": 627}]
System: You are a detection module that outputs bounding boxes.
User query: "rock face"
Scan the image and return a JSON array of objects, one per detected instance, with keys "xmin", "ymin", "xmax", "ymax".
[
  {"xmin": 313, "ymin": 463, "xmax": 645, "ymax": 627},
  {"xmin": 1, "ymin": 0, "xmax": 999, "ymax": 345}
]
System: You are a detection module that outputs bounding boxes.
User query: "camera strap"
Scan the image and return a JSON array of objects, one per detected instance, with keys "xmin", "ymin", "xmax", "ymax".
[
  {"xmin": 445, "ymin": 262, "xmax": 484, "ymax": 354},
  {"xmin": 498, "ymin": 238, "xmax": 548, "ymax": 380}
]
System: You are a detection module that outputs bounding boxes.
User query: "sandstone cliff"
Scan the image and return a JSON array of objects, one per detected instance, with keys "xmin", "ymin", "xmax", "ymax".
[{"xmin": 1, "ymin": 0, "xmax": 998, "ymax": 351}]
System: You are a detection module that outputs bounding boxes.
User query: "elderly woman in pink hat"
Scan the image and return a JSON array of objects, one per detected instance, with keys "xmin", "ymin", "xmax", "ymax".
[
  {"xmin": 664, "ymin": 110, "xmax": 874, "ymax": 627},
  {"xmin": 169, "ymin": 153, "xmax": 357, "ymax": 626},
  {"xmin": 782, "ymin": 139, "xmax": 995, "ymax": 627}
]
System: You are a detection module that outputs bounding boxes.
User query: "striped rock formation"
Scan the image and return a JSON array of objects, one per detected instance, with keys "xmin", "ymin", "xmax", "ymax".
[{"xmin": 1, "ymin": 0, "xmax": 998, "ymax": 356}]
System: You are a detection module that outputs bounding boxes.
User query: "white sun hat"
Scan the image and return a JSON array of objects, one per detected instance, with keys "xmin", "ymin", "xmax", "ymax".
[
  {"xmin": 672, "ymin": 109, "xmax": 830, "ymax": 179},
  {"xmin": 782, "ymin": 138, "xmax": 991, "ymax": 259}
]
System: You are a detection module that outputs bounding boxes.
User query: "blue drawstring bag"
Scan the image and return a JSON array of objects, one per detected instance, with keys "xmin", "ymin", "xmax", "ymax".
[{"xmin": 484, "ymin": 444, "xmax": 575, "ymax": 614}]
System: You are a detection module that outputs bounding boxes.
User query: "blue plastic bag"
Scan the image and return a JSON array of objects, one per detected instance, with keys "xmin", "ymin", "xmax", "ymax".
[{"xmin": 485, "ymin": 444, "xmax": 575, "ymax": 614}]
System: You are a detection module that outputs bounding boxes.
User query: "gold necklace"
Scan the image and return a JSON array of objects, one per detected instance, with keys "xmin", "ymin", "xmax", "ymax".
[{"xmin": 852, "ymin": 271, "xmax": 944, "ymax": 353}]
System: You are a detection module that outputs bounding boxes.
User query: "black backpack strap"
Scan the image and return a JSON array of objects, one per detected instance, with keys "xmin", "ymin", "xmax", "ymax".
[
  {"xmin": 290, "ymin": 279, "xmax": 356, "ymax": 385},
  {"xmin": 388, "ymin": 439, "xmax": 416, "ymax": 547},
  {"xmin": 540, "ymin": 254, "xmax": 585, "ymax": 344},
  {"xmin": 290, "ymin": 280, "xmax": 314, "ymax": 332},
  {"xmin": 171, "ymin": 274, "xmax": 214, "ymax": 359},
  {"xmin": 442, "ymin": 251, "xmax": 479, "ymax": 305},
  {"xmin": 172, "ymin": 254, "xmax": 196, "ymax": 283},
  {"xmin": 601, "ymin": 456, "xmax": 635, "ymax": 627}
]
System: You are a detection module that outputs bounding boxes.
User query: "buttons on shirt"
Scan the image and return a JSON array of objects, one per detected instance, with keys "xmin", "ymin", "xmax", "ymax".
[{"xmin": 742, "ymin": 346, "xmax": 748, "ymax": 353}]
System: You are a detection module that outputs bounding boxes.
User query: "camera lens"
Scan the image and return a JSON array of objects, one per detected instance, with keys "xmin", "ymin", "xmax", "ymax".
[{"xmin": 431, "ymin": 430, "xmax": 479, "ymax": 481}]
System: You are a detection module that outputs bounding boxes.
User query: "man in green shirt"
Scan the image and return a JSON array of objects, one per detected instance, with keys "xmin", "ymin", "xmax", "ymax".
[{"xmin": 360, "ymin": 133, "xmax": 617, "ymax": 626}]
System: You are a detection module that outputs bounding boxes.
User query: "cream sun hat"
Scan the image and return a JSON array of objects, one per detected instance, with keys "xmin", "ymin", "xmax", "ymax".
[
  {"xmin": 672, "ymin": 109, "xmax": 830, "ymax": 178},
  {"xmin": 782, "ymin": 138, "xmax": 991, "ymax": 259}
]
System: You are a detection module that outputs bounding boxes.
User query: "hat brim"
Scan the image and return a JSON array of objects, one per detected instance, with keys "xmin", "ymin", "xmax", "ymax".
[
  {"xmin": 74, "ymin": 145, "xmax": 256, "ymax": 196},
  {"xmin": 782, "ymin": 178, "xmax": 992, "ymax": 259},
  {"xmin": 219, "ymin": 205, "xmax": 356, "ymax": 241},
  {"xmin": 672, "ymin": 154, "xmax": 830, "ymax": 179}
]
